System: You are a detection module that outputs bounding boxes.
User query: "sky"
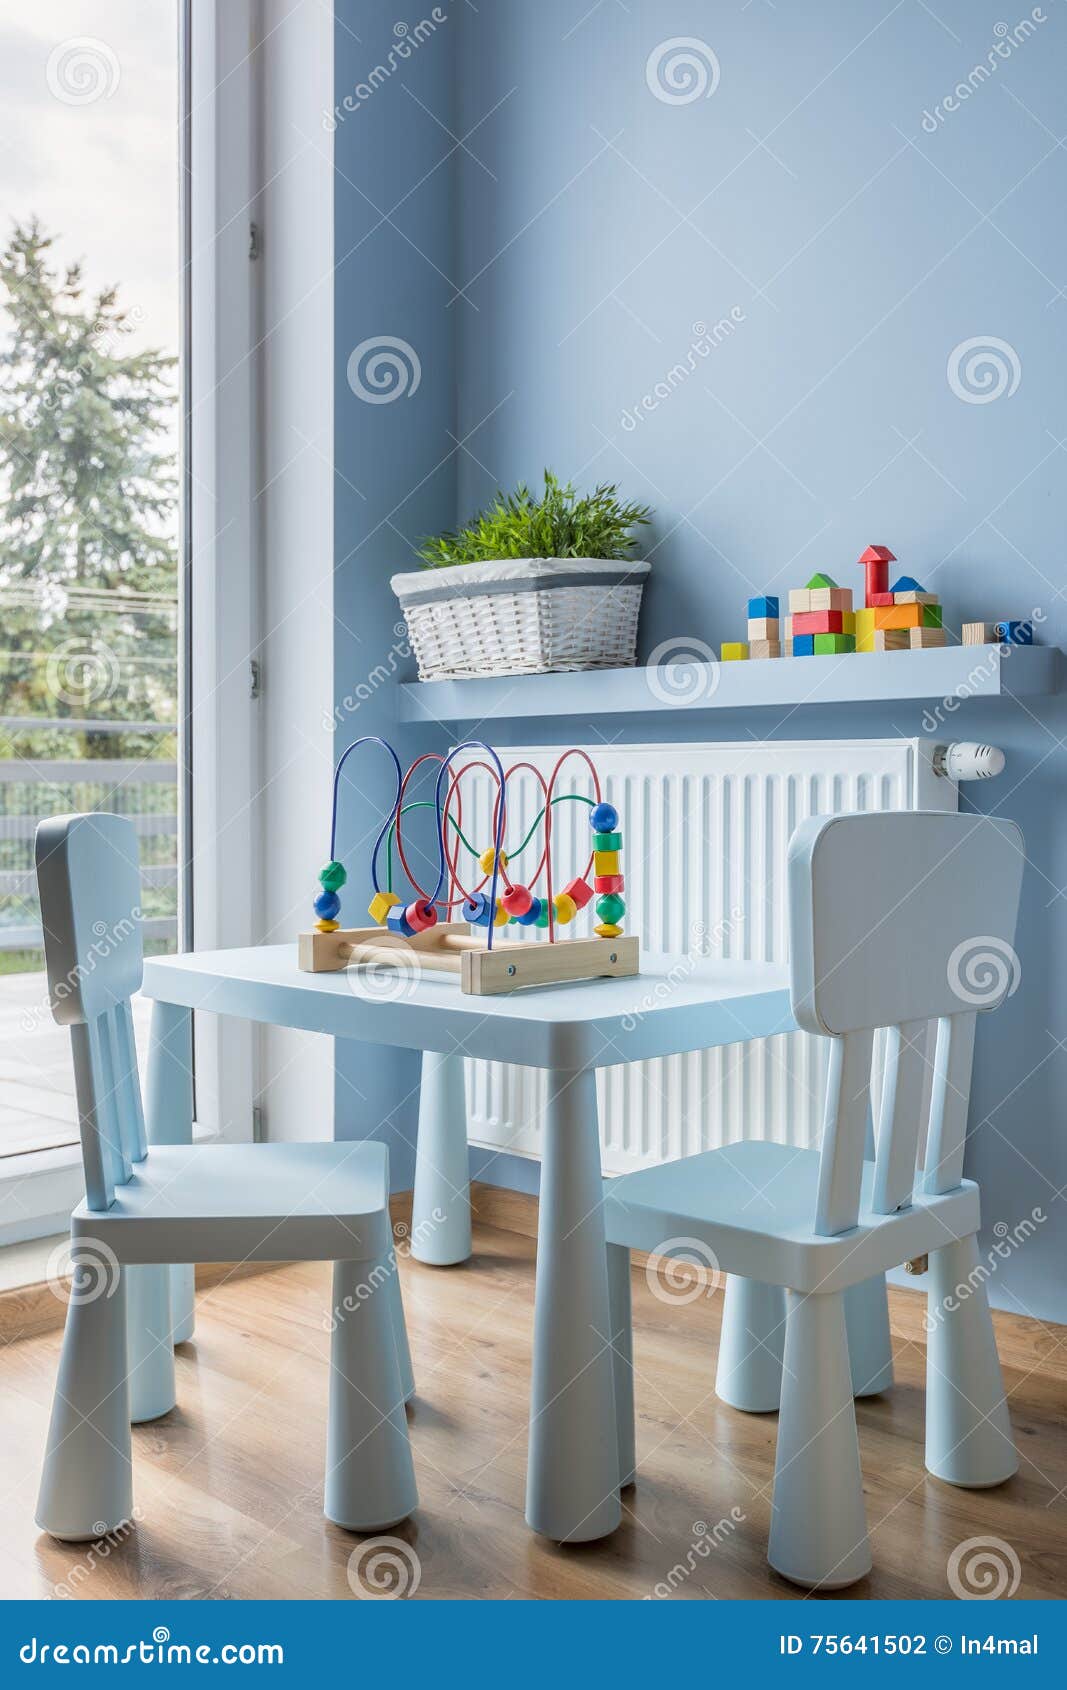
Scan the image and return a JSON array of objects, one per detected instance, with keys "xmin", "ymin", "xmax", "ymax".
[{"xmin": 0, "ymin": 0, "xmax": 179, "ymax": 358}]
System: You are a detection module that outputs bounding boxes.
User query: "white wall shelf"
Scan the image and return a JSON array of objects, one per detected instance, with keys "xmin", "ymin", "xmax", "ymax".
[{"xmin": 398, "ymin": 645, "xmax": 1063, "ymax": 726}]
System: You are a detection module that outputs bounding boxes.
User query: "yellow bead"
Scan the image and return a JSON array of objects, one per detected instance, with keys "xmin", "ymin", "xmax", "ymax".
[
  {"xmin": 479, "ymin": 847, "xmax": 508, "ymax": 874},
  {"xmin": 553, "ymin": 892, "xmax": 578, "ymax": 924},
  {"xmin": 316, "ymin": 919, "xmax": 340, "ymax": 933},
  {"xmin": 368, "ymin": 890, "xmax": 401, "ymax": 926},
  {"xmin": 595, "ymin": 923, "xmax": 623, "ymax": 938},
  {"xmin": 593, "ymin": 850, "xmax": 620, "ymax": 877},
  {"xmin": 493, "ymin": 900, "xmax": 509, "ymax": 927}
]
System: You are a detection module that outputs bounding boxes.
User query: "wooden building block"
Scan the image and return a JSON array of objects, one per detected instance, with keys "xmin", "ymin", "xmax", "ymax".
[
  {"xmin": 747, "ymin": 595, "xmax": 779, "ymax": 619},
  {"xmin": 872, "ymin": 629, "xmax": 909, "ymax": 651},
  {"xmin": 892, "ymin": 591, "xmax": 938, "ymax": 605},
  {"xmin": 593, "ymin": 849, "xmax": 620, "ymax": 877},
  {"xmin": 792, "ymin": 634, "xmax": 815, "ymax": 656},
  {"xmin": 806, "ymin": 572, "xmax": 838, "ymax": 589},
  {"xmin": 748, "ymin": 639, "xmax": 781, "ymax": 659},
  {"xmin": 807, "ymin": 587, "xmax": 853, "ymax": 614},
  {"xmin": 747, "ymin": 616, "xmax": 780, "ymax": 641},
  {"xmin": 870, "ymin": 592, "xmax": 895, "ymax": 607},
  {"xmin": 995, "ymin": 620, "xmax": 1033, "ymax": 645},
  {"xmin": 721, "ymin": 642, "xmax": 748, "ymax": 661},
  {"xmin": 782, "ymin": 614, "xmax": 793, "ymax": 638},
  {"xmin": 874, "ymin": 603, "xmax": 941, "ymax": 631},
  {"xmin": 788, "ymin": 589, "xmax": 814, "ymax": 614},
  {"xmin": 813, "ymin": 633, "xmax": 856, "ymax": 655},
  {"xmin": 963, "ymin": 621, "xmax": 996, "ymax": 644},
  {"xmin": 783, "ymin": 637, "xmax": 793, "ymax": 657},
  {"xmin": 793, "ymin": 609, "xmax": 846, "ymax": 636},
  {"xmin": 909, "ymin": 626, "xmax": 947, "ymax": 648},
  {"xmin": 368, "ymin": 890, "xmax": 401, "ymax": 927}
]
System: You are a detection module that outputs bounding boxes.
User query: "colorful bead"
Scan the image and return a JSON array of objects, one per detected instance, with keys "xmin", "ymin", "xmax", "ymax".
[
  {"xmin": 502, "ymin": 883, "xmax": 534, "ymax": 918},
  {"xmin": 479, "ymin": 847, "xmax": 508, "ymax": 875},
  {"xmin": 369, "ymin": 890, "xmax": 401, "ymax": 926},
  {"xmin": 386, "ymin": 906, "xmax": 415, "ymax": 937},
  {"xmin": 595, "ymin": 922, "xmax": 623, "ymax": 938},
  {"xmin": 492, "ymin": 900, "xmax": 509, "ymax": 927},
  {"xmin": 314, "ymin": 889, "xmax": 341, "ymax": 921},
  {"xmin": 594, "ymin": 874, "xmax": 624, "ymax": 894},
  {"xmin": 592, "ymin": 831, "xmax": 622, "ymax": 852},
  {"xmin": 316, "ymin": 919, "xmax": 340, "ymax": 933},
  {"xmin": 590, "ymin": 802, "xmax": 618, "ymax": 833},
  {"xmin": 561, "ymin": 875, "xmax": 594, "ymax": 910},
  {"xmin": 517, "ymin": 896, "xmax": 542, "ymax": 926},
  {"xmin": 319, "ymin": 860, "xmax": 347, "ymax": 893},
  {"xmin": 405, "ymin": 899, "xmax": 438, "ymax": 933},
  {"xmin": 553, "ymin": 892, "xmax": 578, "ymax": 925},
  {"xmin": 463, "ymin": 893, "xmax": 491, "ymax": 926},
  {"xmin": 535, "ymin": 902, "xmax": 550, "ymax": 927},
  {"xmin": 593, "ymin": 850, "xmax": 620, "ymax": 877},
  {"xmin": 596, "ymin": 892, "xmax": 625, "ymax": 925}
]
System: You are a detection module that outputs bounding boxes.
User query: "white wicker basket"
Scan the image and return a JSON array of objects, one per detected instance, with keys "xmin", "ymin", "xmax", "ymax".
[{"xmin": 392, "ymin": 557, "xmax": 650, "ymax": 682}]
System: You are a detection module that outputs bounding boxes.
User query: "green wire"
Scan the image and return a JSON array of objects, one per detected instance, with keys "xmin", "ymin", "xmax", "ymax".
[{"xmin": 385, "ymin": 792, "xmax": 594, "ymax": 897}]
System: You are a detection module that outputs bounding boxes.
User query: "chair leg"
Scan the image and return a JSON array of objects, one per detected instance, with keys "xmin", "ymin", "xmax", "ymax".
[
  {"xmin": 925, "ymin": 1235, "xmax": 1016, "ymax": 1488},
  {"xmin": 325, "ymin": 1260, "xmax": 418, "ymax": 1531},
  {"xmin": 606, "ymin": 1243, "xmax": 635, "ymax": 1488},
  {"xmin": 411, "ymin": 1050, "xmax": 471, "ymax": 1265},
  {"xmin": 844, "ymin": 1273, "xmax": 895, "ymax": 1397},
  {"xmin": 769, "ymin": 1289, "xmax": 871, "ymax": 1589},
  {"xmin": 383, "ymin": 1249, "xmax": 415, "ymax": 1403},
  {"xmin": 36, "ymin": 1260, "xmax": 133, "ymax": 1541},
  {"xmin": 716, "ymin": 1276, "xmax": 786, "ymax": 1412},
  {"xmin": 125, "ymin": 1264, "xmax": 177, "ymax": 1424}
]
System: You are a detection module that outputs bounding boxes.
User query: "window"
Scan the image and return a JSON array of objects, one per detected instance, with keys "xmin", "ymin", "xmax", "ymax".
[{"xmin": 0, "ymin": 3, "xmax": 182, "ymax": 1157}]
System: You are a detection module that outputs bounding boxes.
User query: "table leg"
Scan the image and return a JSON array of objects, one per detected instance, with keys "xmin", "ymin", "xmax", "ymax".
[
  {"xmin": 144, "ymin": 1000, "xmax": 195, "ymax": 1343},
  {"xmin": 411, "ymin": 1050, "xmax": 471, "ymax": 1265},
  {"xmin": 526, "ymin": 1067, "xmax": 620, "ymax": 1542}
]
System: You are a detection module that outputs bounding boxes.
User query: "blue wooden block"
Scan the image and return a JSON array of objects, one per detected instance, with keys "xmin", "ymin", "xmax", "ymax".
[
  {"xmin": 748, "ymin": 595, "xmax": 779, "ymax": 619},
  {"xmin": 890, "ymin": 575, "xmax": 924, "ymax": 594},
  {"xmin": 995, "ymin": 620, "xmax": 1033, "ymax": 646},
  {"xmin": 792, "ymin": 634, "xmax": 816, "ymax": 656}
]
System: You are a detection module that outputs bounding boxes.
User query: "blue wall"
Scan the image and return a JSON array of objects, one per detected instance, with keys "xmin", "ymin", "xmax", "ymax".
[{"xmin": 336, "ymin": 0, "xmax": 1067, "ymax": 1318}]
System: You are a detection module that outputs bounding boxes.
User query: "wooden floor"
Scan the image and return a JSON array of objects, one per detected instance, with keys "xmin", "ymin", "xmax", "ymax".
[{"xmin": 3, "ymin": 1214, "xmax": 1067, "ymax": 1601}]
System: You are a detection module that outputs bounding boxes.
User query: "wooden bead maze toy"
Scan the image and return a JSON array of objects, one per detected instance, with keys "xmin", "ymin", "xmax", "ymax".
[{"xmin": 298, "ymin": 737, "xmax": 640, "ymax": 995}]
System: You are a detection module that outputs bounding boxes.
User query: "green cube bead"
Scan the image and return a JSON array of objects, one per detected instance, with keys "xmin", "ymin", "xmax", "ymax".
[
  {"xmin": 596, "ymin": 892, "xmax": 625, "ymax": 925},
  {"xmin": 592, "ymin": 831, "xmax": 622, "ymax": 852},
  {"xmin": 813, "ymin": 633, "xmax": 855, "ymax": 655},
  {"xmin": 319, "ymin": 859, "xmax": 347, "ymax": 893}
]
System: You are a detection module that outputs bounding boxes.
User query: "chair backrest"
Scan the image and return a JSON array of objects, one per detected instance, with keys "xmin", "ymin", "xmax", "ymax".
[
  {"xmin": 787, "ymin": 811, "xmax": 1024, "ymax": 1237},
  {"xmin": 36, "ymin": 813, "xmax": 148, "ymax": 1211}
]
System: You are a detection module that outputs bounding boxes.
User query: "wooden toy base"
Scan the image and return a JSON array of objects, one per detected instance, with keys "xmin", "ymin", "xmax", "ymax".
[{"xmin": 298, "ymin": 920, "xmax": 640, "ymax": 996}]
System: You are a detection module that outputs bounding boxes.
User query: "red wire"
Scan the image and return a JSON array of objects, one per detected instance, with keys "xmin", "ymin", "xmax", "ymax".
[{"xmin": 543, "ymin": 749, "xmax": 602, "ymax": 944}]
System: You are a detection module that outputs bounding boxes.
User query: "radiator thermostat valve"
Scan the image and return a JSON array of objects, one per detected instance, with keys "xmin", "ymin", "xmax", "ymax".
[{"xmin": 934, "ymin": 742, "xmax": 1006, "ymax": 781}]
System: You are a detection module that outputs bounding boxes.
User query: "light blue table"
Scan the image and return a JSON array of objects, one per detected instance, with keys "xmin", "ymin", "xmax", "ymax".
[{"xmin": 140, "ymin": 945, "xmax": 793, "ymax": 1543}]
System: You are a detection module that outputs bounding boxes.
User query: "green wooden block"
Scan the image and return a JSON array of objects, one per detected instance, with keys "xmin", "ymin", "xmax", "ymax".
[
  {"xmin": 806, "ymin": 571, "xmax": 838, "ymax": 590},
  {"xmin": 922, "ymin": 604, "xmax": 943, "ymax": 628},
  {"xmin": 593, "ymin": 831, "xmax": 622, "ymax": 851},
  {"xmin": 813, "ymin": 632, "xmax": 856, "ymax": 654}
]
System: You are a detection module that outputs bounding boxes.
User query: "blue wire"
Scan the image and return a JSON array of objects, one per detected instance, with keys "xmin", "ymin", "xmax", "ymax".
[
  {"xmin": 431, "ymin": 742, "xmax": 507, "ymax": 951},
  {"xmin": 330, "ymin": 737, "xmax": 404, "ymax": 896}
]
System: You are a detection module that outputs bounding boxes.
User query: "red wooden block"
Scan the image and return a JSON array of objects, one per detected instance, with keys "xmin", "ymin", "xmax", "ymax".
[
  {"xmin": 561, "ymin": 875, "xmax": 594, "ymax": 910},
  {"xmin": 870, "ymin": 592, "xmax": 895, "ymax": 606},
  {"xmin": 594, "ymin": 874, "xmax": 624, "ymax": 894},
  {"xmin": 792, "ymin": 610, "xmax": 845, "ymax": 636}
]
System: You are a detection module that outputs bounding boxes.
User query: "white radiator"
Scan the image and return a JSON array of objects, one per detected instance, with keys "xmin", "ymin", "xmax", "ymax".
[{"xmin": 460, "ymin": 739, "xmax": 956, "ymax": 1174}]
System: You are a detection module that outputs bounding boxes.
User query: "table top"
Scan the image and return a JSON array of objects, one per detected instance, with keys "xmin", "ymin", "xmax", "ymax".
[{"xmin": 142, "ymin": 945, "xmax": 794, "ymax": 1070}]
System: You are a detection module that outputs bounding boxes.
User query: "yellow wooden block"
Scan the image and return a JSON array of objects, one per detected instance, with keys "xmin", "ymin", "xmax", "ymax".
[
  {"xmin": 594, "ymin": 850, "xmax": 620, "ymax": 877},
  {"xmin": 854, "ymin": 607, "xmax": 876, "ymax": 635},
  {"xmin": 479, "ymin": 847, "xmax": 508, "ymax": 874},
  {"xmin": 721, "ymin": 642, "xmax": 748, "ymax": 661},
  {"xmin": 368, "ymin": 890, "xmax": 401, "ymax": 926},
  {"xmin": 595, "ymin": 923, "xmax": 623, "ymax": 938},
  {"xmin": 842, "ymin": 610, "xmax": 855, "ymax": 634}
]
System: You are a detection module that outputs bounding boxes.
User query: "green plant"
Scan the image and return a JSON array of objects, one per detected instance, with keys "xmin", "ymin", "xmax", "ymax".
[{"xmin": 417, "ymin": 470, "xmax": 651, "ymax": 568}]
